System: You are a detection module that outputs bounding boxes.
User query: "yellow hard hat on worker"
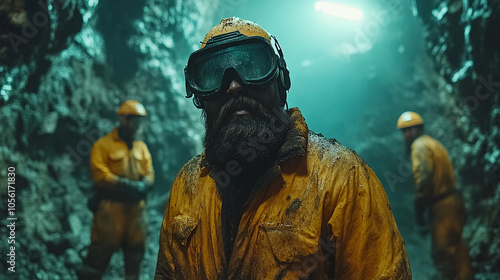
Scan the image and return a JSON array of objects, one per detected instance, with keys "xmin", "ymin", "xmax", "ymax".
[
  {"xmin": 117, "ymin": 100, "xmax": 147, "ymax": 116},
  {"xmin": 397, "ymin": 111, "xmax": 423, "ymax": 129},
  {"xmin": 200, "ymin": 17, "xmax": 271, "ymax": 48}
]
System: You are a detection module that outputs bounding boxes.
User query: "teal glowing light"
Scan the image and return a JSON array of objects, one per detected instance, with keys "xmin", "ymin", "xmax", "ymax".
[{"xmin": 315, "ymin": 1, "xmax": 363, "ymax": 21}]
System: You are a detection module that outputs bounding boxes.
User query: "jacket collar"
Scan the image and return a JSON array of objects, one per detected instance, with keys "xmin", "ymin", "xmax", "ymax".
[
  {"xmin": 276, "ymin": 107, "xmax": 308, "ymax": 164},
  {"xmin": 112, "ymin": 127, "xmax": 121, "ymax": 141}
]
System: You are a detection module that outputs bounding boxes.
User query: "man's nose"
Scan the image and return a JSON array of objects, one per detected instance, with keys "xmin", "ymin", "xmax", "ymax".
[{"xmin": 226, "ymin": 80, "xmax": 245, "ymax": 96}]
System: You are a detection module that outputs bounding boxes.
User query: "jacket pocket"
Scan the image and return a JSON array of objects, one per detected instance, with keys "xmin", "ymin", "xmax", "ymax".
[
  {"xmin": 108, "ymin": 150, "xmax": 127, "ymax": 174},
  {"xmin": 259, "ymin": 223, "xmax": 318, "ymax": 263},
  {"xmin": 172, "ymin": 215, "xmax": 198, "ymax": 246},
  {"xmin": 131, "ymin": 149, "xmax": 146, "ymax": 175},
  {"xmin": 132, "ymin": 149, "xmax": 144, "ymax": 161},
  {"xmin": 109, "ymin": 150, "xmax": 127, "ymax": 162}
]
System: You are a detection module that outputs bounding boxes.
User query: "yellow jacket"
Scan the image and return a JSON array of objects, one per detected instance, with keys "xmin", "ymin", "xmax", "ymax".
[
  {"xmin": 410, "ymin": 133, "xmax": 472, "ymax": 280},
  {"xmin": 156, "ymin": 108, "xmax": 411, "ymax": 279},
  {"xmin": 90, "ymin": 127, "xmax": 154, "ymax": 192},
  {"xmin": 86, "ymin": 127, "xmax": 154, "ymax": 276},
  {"xmin": 411, "ymin": 135, "xmax": 455, "ymax": 203}
]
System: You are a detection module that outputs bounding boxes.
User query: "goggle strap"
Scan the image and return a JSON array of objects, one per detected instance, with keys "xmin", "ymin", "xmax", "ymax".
[
  {"xmin": 185, "ymin": 77, "xmax": 193, "ymax": 98},
  {"xmin": 272, "ymin": 36, "xmax": 289, "ymax": 78},
  {"xmin": 272, "ymin": 36, "xmax": 285, "ymax": 61}
]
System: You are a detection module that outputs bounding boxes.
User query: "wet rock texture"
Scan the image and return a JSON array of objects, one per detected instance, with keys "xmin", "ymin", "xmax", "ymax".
[
  {"xmin": 0, "ymin": 0, "xmax": 219, "ymax": 278},
  {"xmin": 414, "ymin": 0, "xmax": 500, "ymax": 277}
]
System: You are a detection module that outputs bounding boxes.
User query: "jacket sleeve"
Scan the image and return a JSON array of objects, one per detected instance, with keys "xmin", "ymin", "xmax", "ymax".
[
  {"xmin": 90, "ymin": 140, "xmax": 119, "ymax": 190},
  {"xmin": 142, "ymin": 144, "xmax": 155, "ymax": 187},
  {"xmin": 411, "ymin": 139, "xmax": 434, "ymax": 201},
  {"xmin": 328, "ymin": 161, "xmax": 412, "ymax": 279}
]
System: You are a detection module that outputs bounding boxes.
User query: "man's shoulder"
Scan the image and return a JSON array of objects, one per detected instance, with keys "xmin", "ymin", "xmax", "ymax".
[
  {"xmin": 184, "ymin": 154, "xmax": 203, "ymax": 167},
  {"xmin": 177, "ymin": 154, "xmax": 203, "ymax": 178},
  {"xmin": 171, "ymin": 154, "xmax": 205, "ymax": 195},
  {"xmin": 133, "ymin": 139, "xmax": 150, "ymax": 150},
  {"xmin": 92, "ymin": 130, "xmax": 114, "ymax": 148},
  {"xmin": 303, "ymin": 131, "xmax": 377, "ymax": 190},
  {"xmin": 413, "ymin": 134, "xmax": 439, "ymax": 149},
  {"xmin": 307, "ymin": 131, "xmax": 362, "ymax": 164}
]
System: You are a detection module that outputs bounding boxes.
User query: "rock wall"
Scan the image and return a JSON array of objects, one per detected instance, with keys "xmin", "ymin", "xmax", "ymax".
[
  {"xmin": 413, "ymin": 0, "xmax": 500, "ymax": 277},
  {"xmin": 0, "ymin": 0, "xmax": 219, "ymax": 278}
]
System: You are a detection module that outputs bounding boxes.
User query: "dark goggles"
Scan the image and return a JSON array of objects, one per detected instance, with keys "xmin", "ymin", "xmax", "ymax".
[{"xmin": 185, "ymin": 32, "xmax": 281, "ymax": 101}]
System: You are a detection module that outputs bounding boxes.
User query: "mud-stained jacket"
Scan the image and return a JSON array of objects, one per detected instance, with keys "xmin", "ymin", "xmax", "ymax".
[{"xmin": 155, "ymin": 108, "xmax": 411, "ymax": 279}]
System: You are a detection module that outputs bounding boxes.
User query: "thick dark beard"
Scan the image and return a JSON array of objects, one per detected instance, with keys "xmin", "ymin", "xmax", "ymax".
[
  {"xmin": 118, "ymin": 126, "xmax": 135, "ymax": 148},
  {"xmin": 204, "ymin": 96, "xmax": 290, "ymax": 179}
]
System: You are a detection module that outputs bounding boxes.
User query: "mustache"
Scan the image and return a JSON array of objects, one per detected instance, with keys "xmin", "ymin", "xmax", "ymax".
[{"xmin": 213, "ymin": 96, "xmax": 271, "ymax": 128}]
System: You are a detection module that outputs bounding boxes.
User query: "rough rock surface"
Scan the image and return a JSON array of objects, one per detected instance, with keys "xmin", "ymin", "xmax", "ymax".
[
  {"xmin": 413, "ymin": 0, "xmax": 500, "ymax": 278},
  {"xmin": 0, "ymin": 0, "xmax": 219, "ymax": 278}
]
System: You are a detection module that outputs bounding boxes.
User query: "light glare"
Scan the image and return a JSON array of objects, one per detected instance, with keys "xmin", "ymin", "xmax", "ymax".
[{"xmin": 315, "ymin": 1, "xmax": 363, "ymax": 21}]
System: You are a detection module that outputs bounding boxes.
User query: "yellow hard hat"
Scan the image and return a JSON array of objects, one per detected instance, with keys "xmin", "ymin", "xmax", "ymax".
[
  {"xmin": 397, "ymin": 111, "xmax": 423, "ymax": 129},
  {"xmin": 187, "ymin": 17, "xmax": 290, "ymax": 108},
  {"xmin": 201, "ymin": 17, "xmax": 271, "ymax": 48},
  {"xmin": 117, "ymin": 100, "xmax": 147, "ymax": 116}
]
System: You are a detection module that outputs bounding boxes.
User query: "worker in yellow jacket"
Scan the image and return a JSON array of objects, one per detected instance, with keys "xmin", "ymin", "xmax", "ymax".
[
  {"xmin": 397, "ymin": 111, "xmax": 472, "ymax": 280},
  {"xmin": 155, "ymin": 17, "xmax": 411, "ymax": 279},
  {"xmin": 78, "ymin": 100, "xmax": 154, "ymax": 280}
]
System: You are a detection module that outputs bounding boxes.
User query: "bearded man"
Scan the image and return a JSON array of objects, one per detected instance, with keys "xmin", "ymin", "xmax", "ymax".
[{"xmin": 155, "ymin": 17, "xmax": 411, "ymax": 279}]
